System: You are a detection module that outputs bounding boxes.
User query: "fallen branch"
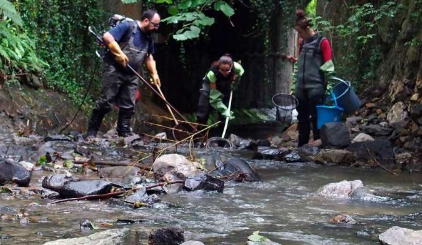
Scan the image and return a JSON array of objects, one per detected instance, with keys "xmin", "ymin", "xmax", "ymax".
[
  {"xmin": 49, "ymin": 190, "xmax": 127, "ymax": 205},
  {"xmin": 365, "ymin": 144, "xmax": 398, "ymax": 176},
  {"xmin": 74, "ymin": 160, "xmax": 152, "ymax": 171},
  {"xmin": 145, "ymin": 180, "xmax": 185, "ymax": 189},
  {"xmin": 49, "ymin": 181, "xmax": 185, "ymax": 205}
]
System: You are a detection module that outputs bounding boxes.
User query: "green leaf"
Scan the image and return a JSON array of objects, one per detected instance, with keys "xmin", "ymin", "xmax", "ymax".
[
  {"xmin": 179, "ymin": 0, "xmax": 192, "ymax": 9},
  {"xmin": 173, "ymin": 25, "xmax": 201, "ymax": 41},
  {"xmin": 121, "ymin": 0, "xmax": 138, "ymax": 3},
  {"xmin": 168, "ymin": 6, "xmax": 179, "ymax": 15},
  {"xmin": 38, "ymin": 155, "xmax": 47, "ymax": 166},
  {"xmin": 195, "ymin": 13, "xmax": 214, "ymax": 26},
  {"xmin": 63, "ymin": 160, "xmax": 74, "ymax": 169},
  {"xmin": 248, "ymin": 231, "xmax": 267, "ymax": 242},
  {"xmin": 0, "ymin": 0, "xmax": 23, "ymax": 25},
  {"xmin": 218, "ymin": 2, "xmax": 234, "ymax": 17}
]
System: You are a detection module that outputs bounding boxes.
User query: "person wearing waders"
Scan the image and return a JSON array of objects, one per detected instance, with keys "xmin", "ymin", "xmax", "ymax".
[
  {"xmin": 196, "ymin": 55, "xmax": 244, "ymax": 133},
  {"xmin": 86, "ymin": 9, "xmax": 161, "ymax": 138},
  {"xmin": 287, "ymin": 10, "xmax": 335, "ymax": 147}
]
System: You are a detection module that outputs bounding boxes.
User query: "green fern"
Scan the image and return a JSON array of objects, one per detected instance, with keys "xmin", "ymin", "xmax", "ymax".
[{"xmin": 0, "ymin": 0, "xmax": 22, "ymax": 25}]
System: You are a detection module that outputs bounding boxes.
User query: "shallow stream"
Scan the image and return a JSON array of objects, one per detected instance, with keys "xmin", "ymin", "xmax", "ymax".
[{"xmin": 1, "ymin": 149, "xmax": 422, "ymax": 244}]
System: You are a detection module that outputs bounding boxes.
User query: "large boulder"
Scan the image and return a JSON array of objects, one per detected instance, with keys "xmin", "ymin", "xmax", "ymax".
[
  {"xmin": 379, "ymin": 226, "xmax": 422, "ymax": 245},
  {"xmin": 320, "ymin": 122, "xmax": 351, "ymax": 148},
  {"xmin": 346, "ymin": 139, "xmax": 394, "ymax": 162},
  {"xmin": 0, "ymin": 159, "xmax": 31, "ymax": 186},
  {"xmin": 152, "ymin": 154, "xmax": 199, "ymax": 180}
]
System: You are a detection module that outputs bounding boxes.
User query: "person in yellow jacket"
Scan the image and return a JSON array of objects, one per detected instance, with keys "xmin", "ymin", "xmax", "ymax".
[
  {"xmin": 196, "ymin": 55, "xmax": 244, "ymax": 129},
  {"xmin": 86, "ymin": 9, "xmax": 161, "ymax": 138}
]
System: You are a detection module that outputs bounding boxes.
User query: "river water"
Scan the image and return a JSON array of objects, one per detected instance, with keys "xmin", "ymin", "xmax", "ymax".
[{"xmin": 1, "ymin": 144, "xmax": 422, "ymax": 245}]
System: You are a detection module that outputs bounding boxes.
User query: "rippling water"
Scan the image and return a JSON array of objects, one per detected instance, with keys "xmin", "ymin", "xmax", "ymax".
[{"xmin": 1, "ymin": 152, "xmax": 422, "ymax": 245}]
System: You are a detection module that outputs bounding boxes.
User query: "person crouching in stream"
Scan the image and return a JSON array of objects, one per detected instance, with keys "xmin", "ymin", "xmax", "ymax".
[
  {"xmin": 196, "ymin": 54, "xmax": 244, "ymax": 134},
  {"xmin": 287, "ymin": 10, "xmax": 335, "ymax": 147}
]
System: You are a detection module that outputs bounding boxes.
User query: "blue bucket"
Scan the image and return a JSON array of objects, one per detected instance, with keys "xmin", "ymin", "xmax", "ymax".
[
  {"xmin": 328, "ymin": 77, "xmax": 362, "ymax": 115},
  {"xmin": 316, "ymin": 92, "xmax": 344, "ymax": 129}
]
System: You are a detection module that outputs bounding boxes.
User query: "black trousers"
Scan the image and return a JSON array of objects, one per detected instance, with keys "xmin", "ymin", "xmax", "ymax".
[
  {"xmin": 296, "ymin": 89, "xmax": 324, "ymax": 147},
  {"xmin": 196, "ymin": 91, "xmax": 230, "ymax": 125}
]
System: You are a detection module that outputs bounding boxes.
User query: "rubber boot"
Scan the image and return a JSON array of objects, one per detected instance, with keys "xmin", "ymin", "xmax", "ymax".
[
  {"xmin": 86, "ymin": 109, "xmax": 106, "ymax": 137},
  {"xmin": 117, "ymin": 109, "xmax": 134, "ymax": 137}
]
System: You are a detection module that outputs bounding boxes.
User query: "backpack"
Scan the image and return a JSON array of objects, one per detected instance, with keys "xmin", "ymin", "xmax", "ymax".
[{"xmin": 108, "ymin": 14, "xmax": 134, "ymax": 28}]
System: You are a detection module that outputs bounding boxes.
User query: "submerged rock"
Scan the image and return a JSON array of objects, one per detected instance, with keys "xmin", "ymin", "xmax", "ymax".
[
  {"xmin": 350, "ymin": 187, "xmax": 389, "ymax": 202},
  {"xmin": 318, "ymin": 180, "xmax": 387, "ymax": 202},
  {"xmin": 210, "ymin": 158, "xmax": 261, "ymax": 182},
  {"xmin": 125, "ymin": 186, "xmax": 148, "ymax": 203},
  {"xmin": 184, "ymin": 173, "xmax": 224, "ymax": 192},
  {"xmin": 149, "ymin": 226, "xmax": 184, "ymax": 245},
  {"xmin": 379, "ymin": 226, "xmax": 422, "ymax": 245},
  {"xmin": 317, "ymin": 180, "xmax": 364, "ymax": 198},
  {"xmin": 330, "ymin": 214, "xmax": 357, "ymax": 224},
  {"xmin": 0, "ymin": 159, "xmax": 31, "ymax": 186}
]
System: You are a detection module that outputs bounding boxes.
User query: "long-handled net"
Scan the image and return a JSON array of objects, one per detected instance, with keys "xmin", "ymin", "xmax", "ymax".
[{"xmin": 272, "ymin": 93, "xmax": 299, "ymax": 127}]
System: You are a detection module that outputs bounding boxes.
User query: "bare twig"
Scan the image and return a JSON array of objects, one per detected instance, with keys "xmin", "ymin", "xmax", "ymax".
[
  {"xmin": 73, "ymin": 160, "xmax": 152, "ymax": 171},
  {"xmin": 365, "ymin": 144, "xmax": 398, "ymax": 176}
]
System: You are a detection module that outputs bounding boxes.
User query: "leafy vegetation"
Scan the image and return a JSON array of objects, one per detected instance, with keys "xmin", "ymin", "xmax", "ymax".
[
  {"xmin": 313, "ymin": 1, "xmax": 401, "ymax": 92},
  {"xmin": 0, "ymin": 0, "xmax": 47, "ymax": 86},
  {"xmin": 16, "ymin": 0, "xmax": 104, "ymax": 108},
  {"xmin": 123, "ymin": 0, "xmax": 234, "ymax": 41}
]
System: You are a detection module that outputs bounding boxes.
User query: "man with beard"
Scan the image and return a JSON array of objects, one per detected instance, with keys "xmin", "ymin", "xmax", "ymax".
[{"xmin": 86, "ymin": 9, "xmax": 161, "ymax": 138}]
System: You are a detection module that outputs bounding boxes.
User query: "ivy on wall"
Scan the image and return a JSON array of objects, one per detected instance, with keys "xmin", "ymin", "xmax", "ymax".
[{"xmin": 15, "ymin": 0, "xmax": 104, "ymax": 108}]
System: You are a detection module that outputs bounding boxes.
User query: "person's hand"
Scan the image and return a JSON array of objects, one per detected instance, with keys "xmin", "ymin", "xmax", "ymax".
[
  {"xmin": 286, "ymin": 55, "xmax": 297, "ymax": 63},
  {"xmin": 151, "ymin": 73, "xmax": 161, "ymax": 87},
  {"xmin": 222, "ymin": 109, "xmax": 235, "ymax": 120},
  {"xmin": 107, "ymin": 41, "xmax": 129, "ymax": 67}
]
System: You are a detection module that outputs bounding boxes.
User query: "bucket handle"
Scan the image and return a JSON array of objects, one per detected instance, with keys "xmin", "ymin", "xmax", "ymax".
[
  {"xmin": 330, "ymin": 77, "xmax": 351, "ymax": 100},
  {"xmin": 330, "ymin": 91, "xmax": 338, "ymax": 107}
]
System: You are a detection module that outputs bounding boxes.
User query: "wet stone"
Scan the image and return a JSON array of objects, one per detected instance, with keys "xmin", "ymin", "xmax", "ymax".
[
  {"xmin": 284, "ymin": 151, "xmax": 301, "ymax": 163},
  {"xmin": 44, "ymin": 135, "xmax": 72, "ymax": 142},
  {"xmin": 125, "ymin": 186, "xmax": 148, "ymax": 203},
  {"xmin": 79, "ymin": 219, "xmax": 94, "ymax": 231},
  {"xmin": 181, "ymin": 242, "xmax": 205, "ymax": 245},
  {"xmin": 210, "ymin": 158, "xmax": 261, "ymax": 182},
  {"xmin": 0, "ymin": 158, "xmax": 31, "ymax": 186},
  {"xmin": 149, "ymin": 226, "xmax": 184, "ymax": 245},
  {"xmin": 43, "ymin": 228, "xmax": 131, "ymax": 245},
  {"xmin": 59, "ymin": 180, "xmax": 113, "ymax": 198},
  {"xmin": 42, "ymin": 174, "xmax": 77, "ymax": 193},
  {"xmin": 184, "ymin": 173, "xmax": 224, "ymax": 192},
  {"xmin": 253, "ymin": 147, "xmax": 286, "ymax": 161}
]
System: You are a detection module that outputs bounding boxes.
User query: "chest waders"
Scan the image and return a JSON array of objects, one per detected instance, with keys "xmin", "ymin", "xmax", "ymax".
[
  {"xmin": 294, "ymin": 34, "xmax": 327, "ymax": 146},
  {"xmin": 87, "ymin": 21, "xmax": 149, "ymax": 137},
  {"xmin": 196, "ymin": 67, "xmax": 233, "ymax": 125}
]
